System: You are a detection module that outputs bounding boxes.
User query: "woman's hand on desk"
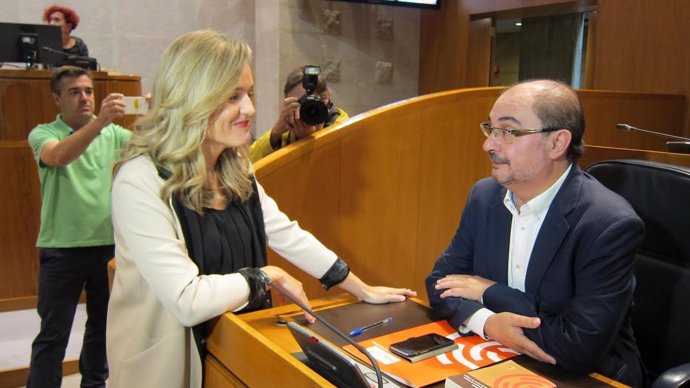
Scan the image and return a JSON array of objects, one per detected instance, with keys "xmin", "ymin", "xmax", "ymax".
[
  {"xmin": 360, "ymin": 286, "xmax": 418, "ymax": 304},
  {"xmin": 261, "ymin": 265, "xmax": 316, "ymax": 323},
  {"xmin": 337, "ymin": 272, "xmax": 417, "ymax": 304}
]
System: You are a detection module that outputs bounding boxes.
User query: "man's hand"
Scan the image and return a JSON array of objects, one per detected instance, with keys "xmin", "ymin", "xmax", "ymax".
[
  {"xmin": 435, "ymin": 274, "xmax": 495, "ymax": 302},
  {"xmin": 485, "ymin": 312, "xmax": 556, "ymax": 364},
  {"xmin": 39, "ymin": 93, "xmax": 126, "ymax": 167},
  {"xmin": 269, "ymin": 97, "xmax": 300, "ymax": 148},
  {"xmin": 269, "ymin": 96, "xmax": 322, "ymax": 148},
  {"xmin": 95, "ymin": 93, "xmax": 126, "ymax": 127}
]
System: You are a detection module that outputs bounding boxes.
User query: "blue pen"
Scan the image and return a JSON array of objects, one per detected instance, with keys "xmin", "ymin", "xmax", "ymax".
[{"xmin": 348, "ymin": 316, "xmax": 393, "ymax": 337}]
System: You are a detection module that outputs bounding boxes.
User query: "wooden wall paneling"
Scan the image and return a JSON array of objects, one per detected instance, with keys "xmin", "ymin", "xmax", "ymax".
[
  {"xmin": 466, "ymin": 18, "xmax": 493, "ymax": 87},
  {"xmin": 0, "ymin": 75, "xmax": 59, "ymax": 140},
  {"xmin": 579, "ymin": 145, "xmax": 690, "ymax": 171},
  {"xmin": 419, "ymin": 1, "xmax": 469, "ymax": 94},
  {"xmin": 591, "ymin": 0, "xmax": 690, "ymax": 136},
  {"xmin": 0, "ymin": 142, "xmax": 41, "ymax": 310},
  {"xmin": 577, "ymin": 91, "xmax": 686, "ymax": 151}
]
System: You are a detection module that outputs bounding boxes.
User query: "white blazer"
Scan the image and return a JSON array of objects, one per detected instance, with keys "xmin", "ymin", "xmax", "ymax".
[{"xmin": 107, "ymin": 156, "xmax": 338, "ymax": 388}]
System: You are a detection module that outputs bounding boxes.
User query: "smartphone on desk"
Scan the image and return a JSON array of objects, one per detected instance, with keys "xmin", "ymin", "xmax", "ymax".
[{"xmin": 389, "ymin": 333, "xmax": 458, "ymax": 362}]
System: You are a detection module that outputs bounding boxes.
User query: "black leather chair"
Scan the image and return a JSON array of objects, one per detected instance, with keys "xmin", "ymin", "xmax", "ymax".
[{"xmin": 586, "ymin": 159, "xmax": 690, "ymax": 388}]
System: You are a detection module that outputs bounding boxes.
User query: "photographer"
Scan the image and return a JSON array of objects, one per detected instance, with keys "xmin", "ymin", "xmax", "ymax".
[{"xmin": 249, "ymin": 65, "xmax": 349, "ymax": 162}]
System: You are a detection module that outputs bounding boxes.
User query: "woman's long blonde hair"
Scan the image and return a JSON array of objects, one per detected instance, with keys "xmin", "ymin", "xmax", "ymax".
[{"xmin": 115, "ymin": 30, "xmax": 254, "ymax": 213}]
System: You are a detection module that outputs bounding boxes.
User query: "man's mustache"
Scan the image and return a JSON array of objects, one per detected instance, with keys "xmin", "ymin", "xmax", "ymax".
[{"xmin": 488, "ymin": 151, "xmax": 509, "ymax": 165}]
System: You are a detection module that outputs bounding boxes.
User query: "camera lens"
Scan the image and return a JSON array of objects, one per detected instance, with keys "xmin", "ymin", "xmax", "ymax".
[{"xmin": 299, "ymin": 95, "xmax": 329, "ymax": 126}]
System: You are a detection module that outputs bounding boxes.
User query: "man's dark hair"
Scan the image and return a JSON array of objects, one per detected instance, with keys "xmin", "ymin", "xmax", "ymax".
[
  {"xmin": 283, "ymin": 66, "xmax": 328, "ymax": 97},
  {"xmin": 520, "ymin": 79, "xmax": 585, "ymax": 162},
  {"xmin": 50, "ymin": 65, "xmax": 92, "ymax": 95}
]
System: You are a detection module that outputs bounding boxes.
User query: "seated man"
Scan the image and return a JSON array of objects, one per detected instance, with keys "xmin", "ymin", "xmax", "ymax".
[
  {"xmin": 249, "ymin": 66, "xmax": 349, "ymax": 162},
  {"xmin": 425, "ymin": 79, "xmax": 646, "ymax": 387}
]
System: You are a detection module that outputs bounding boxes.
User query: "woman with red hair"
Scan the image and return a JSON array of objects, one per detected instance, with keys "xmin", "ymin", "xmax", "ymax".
[{"xmin": 42, "ymin": 4, "xmax": 89, "ymax": 57}]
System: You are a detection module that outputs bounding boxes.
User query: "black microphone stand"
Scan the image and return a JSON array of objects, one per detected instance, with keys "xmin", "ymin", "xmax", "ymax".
[
  {"xmin": 41, "ymin": 46, "xmax": 99, "ymax": 70},
  {"xmin": 616, "ymin": 123, "xmax": 690, "ymax": 141},
  {"xmin": 259, "ymin": 272, "xmax": 385, "ymax": 388}
]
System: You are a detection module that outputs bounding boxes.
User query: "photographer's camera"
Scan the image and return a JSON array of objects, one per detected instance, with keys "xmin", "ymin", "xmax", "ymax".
[{"xmin": 298, "ymin": 65, "xmax": 329, "ymax": 126}]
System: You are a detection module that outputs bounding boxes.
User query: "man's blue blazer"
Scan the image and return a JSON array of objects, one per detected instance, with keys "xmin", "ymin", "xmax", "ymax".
[{"xmin": 426, "ymin": 165, "xmax": 646, "ymax": 386}]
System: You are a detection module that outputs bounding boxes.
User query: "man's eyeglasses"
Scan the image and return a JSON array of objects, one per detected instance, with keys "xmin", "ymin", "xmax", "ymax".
[{"xmin": 480, "ymin": 122, "xmax": 559, "ymax": 144}]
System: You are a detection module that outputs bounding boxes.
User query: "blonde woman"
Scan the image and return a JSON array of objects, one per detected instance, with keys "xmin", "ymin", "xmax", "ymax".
[{"xmin": 106, "ymin": 30, "xmax": 416, "ymax": 388}]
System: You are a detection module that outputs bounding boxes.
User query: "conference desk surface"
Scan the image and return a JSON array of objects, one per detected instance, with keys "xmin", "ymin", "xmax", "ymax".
[{"xmin": 205, "ymin": 295, "xmax": 628, "ymax": 388}]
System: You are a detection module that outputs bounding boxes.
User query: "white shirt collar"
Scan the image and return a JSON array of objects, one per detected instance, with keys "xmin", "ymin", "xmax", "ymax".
[{"xmin": 503, "ymin": 164, "xmax": 573, "ymax": 217}]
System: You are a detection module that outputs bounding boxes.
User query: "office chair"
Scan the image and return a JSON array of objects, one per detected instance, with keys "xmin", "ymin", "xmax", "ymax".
[{"xmin": 586, "ymin": 159, "xmax": 690, "ymax": 388}]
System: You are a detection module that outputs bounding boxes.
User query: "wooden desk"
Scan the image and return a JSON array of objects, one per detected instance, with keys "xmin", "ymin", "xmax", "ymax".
[
  {"xmin": 205, "ymin": 294, "xmax": 358, "ymax": 387},
  {"xmin": 205, "ymin": 296, "xmax": 627, "ymax": 387}
]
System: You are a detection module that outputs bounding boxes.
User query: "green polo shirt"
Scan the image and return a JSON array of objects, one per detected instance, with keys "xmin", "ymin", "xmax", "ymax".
[{"xmin": 28, "ymin": 115, "xmax": 131, "ymax": 248}]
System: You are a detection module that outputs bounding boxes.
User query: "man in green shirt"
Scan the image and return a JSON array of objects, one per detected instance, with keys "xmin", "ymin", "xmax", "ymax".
[{"xmin": 26, "ymin": 66, "xmax": 131, "ymax": 388}]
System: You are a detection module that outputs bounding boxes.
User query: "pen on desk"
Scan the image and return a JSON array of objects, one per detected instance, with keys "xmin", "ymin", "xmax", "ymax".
[{"xmin": 348, "ymin": 316, "xmax": 393, "ymax": 337}]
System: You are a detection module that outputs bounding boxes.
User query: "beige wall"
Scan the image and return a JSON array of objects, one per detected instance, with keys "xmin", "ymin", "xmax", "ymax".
[
  {"xmin": 0, "ymin": 0, "xmax": 256, "ymax": 95},
  {"xmin": 1, "ymin": 0, "xmax": 422, "ymax": 138},
  {"xmin": 277, "ymin": 0, "xmax": 420, "ymax": 121}
]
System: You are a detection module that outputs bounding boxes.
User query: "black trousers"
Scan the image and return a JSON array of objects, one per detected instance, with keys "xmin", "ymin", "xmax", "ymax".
[{"xmin": 27, "ymin": 245, "xmax": 113, "ymax": 388}]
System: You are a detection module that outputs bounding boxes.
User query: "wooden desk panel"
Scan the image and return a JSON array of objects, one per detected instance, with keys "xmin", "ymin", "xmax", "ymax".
[{"xmin": 206, "ymin": 295, "xmax": 357, "ymax": 388}]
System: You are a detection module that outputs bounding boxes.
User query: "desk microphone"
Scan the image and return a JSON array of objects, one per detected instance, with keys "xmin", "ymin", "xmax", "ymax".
[
  {"xmin": 41, "ymin": 45, "xmax": 70, "ymax": 57},
  {"xmin": 41, "ymin": 46, "xmax": 99, "ymax": 70},
  {"xmin": 258, "ymin": 272, "xmax": 385, "ymax": 388},
  {"xmin": 616, "ymin": 123, "xmax": 690, "ymax": 141}
]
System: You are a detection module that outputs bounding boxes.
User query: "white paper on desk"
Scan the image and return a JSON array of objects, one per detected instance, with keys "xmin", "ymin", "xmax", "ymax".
[{"xmin": 366, "ymin": 343, "xmax": 402, "ymax": 365}]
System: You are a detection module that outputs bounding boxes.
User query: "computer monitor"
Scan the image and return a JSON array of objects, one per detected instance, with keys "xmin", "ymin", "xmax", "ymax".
[
  {"xmin": 287, "ymin": 321, "xmax": 397, "ymax": 387},
  {"xmin": 0, "ymin": 22, "xmax": 64, "ymax": 68}
]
